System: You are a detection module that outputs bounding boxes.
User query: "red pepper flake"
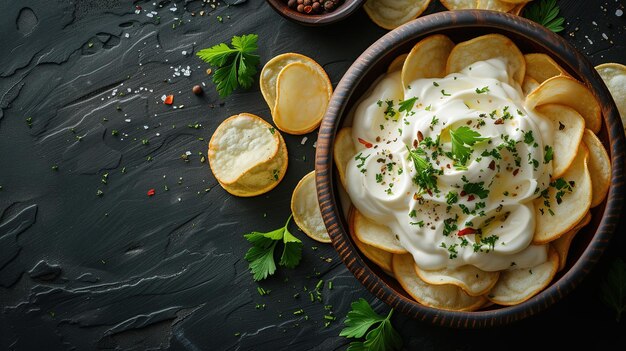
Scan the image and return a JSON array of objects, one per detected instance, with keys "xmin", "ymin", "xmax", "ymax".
[
  {"xmin": 467, "ymin": 194, "xmax": 475, "ymax": 201},
  {"xmin": 417, "ymin": 131, "xmax": 424, "ymax": 142},
  {"xmin": 488, "ymin": 160, "xmax": 496, "ymax": 170},
  {"xmin": 164, "ymin": 95, "xmax": 174, "ymax": 105},
  {"xmin": 494, "ymin": 118, "xmax": 504, "ymax": 125},
  {"xmin": 358, "ymin": 138, "xmax": 373, "ymax": 148},
  {"xmin": 513, "ymin": 168, "xmax": 520, "ymax": 176},
  {"xmin": 460, "ymin": 190, "xmax": 467, "ymax": 196},
  {"xmin": 304, "ymin": 5, "xmax": 313, "ymax": 13},
  {"xmin": 147, "ymin": 188, "xmax": 156, "ymax": 197},
  {"xmin": 458, "ymin": 227, "xmax": 477, "ymax": 236}
]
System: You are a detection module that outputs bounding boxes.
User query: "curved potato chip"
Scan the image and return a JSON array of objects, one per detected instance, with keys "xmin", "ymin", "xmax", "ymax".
[
  {"xmin": 522, "ymin": 75, "xmax": 539, "ymax": 96},
  {"xmin": 487, "ymin": 247, "xmax": 558, "ymax": 305},
  {"xmin": 387, "ymin": 53, "xmax": 408, "ymax": 73},
  {"xmin": 526, "ymin": 75, "xmax": 602, "ymax": 133},
  {"xmin": 582, "ymin": 129, "xmax": 611, "ymax": 207},
  {"xmin": 353, "ymin": 209, "xmax": 407, "ymax": 254},
  {"xmin": 273, "ymin": 61, "xmax": 332, "ymax": 135},
  {"xmin": 476, "ymin": 0, "xmax": 515, "ymax": 12},
  {"xmin": 260, "ymin": 53, "xmax": 324, "ymax": 113},
  {"xmin": 291, "ymin": 171, "xmax": 330, "ymax": 243},
  {"xmin": 218, "ymin": 135, "xmax": 288, "ymax": 197},
  {"xmin": 440, "ymin": 0, "xmax": 475, "ymax": 10},
  {"xmin": 553, "ymin": 212, "xmax": 591, "ymax": 272},
  {"xmin": 364, "ymin": 0, "xmax": 432, "ymax": 30},
  {"xmin": 533, "ymin": 143, "xmax": 592, "ymax": 244},
  {"xmin": 393, "ymin": 254, "xmax": 486, "ymax": 311},
  {"xmin": 524, "ymin": 53, "xmax": 569, "ymax": 83},
  {"xmin": 402, "ymin": 34, "xmax": 455, "ymax": 88},
  {"xmin": 595, "ymin": 63, "xmax": 626, "ymax": 130},
  {"xmin": 333, "ymin": 127, "xmax": 356, "ymax": 188},
  {"xmin": 536, "ymin": 104, "xmax": 585, "ymax": 179},
  {"xmin": 415, "ymin": 264, "xmax": 500, "ymax": 296},
  {"xmin": 349, "ymin": 208, "xmax": 394, "ymax": 272},
  {"xmin": 509, "ymin": 2, "xmax": 527, "ymax": 15},
  {"xmin": 447, "ymin": 34, "xmax": 525, "ymax": 84}
]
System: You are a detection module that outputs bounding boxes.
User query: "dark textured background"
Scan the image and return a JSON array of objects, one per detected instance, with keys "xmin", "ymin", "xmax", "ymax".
[{"xmin": 1, "ymin": 0, "xmax": 625, "ymax": 350}]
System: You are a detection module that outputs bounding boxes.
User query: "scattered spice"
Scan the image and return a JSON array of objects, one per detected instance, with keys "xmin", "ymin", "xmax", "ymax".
[
  {"xmin": 163, "ymin": 95, "xmax": 174, "ymax": 105},
  {"xmin": 192, "ymin": 85, "xmax": 203, "ymax": 95},
  {"xmin": 147, "ymin": 188, "xmax": 155, "ymax": 197}
]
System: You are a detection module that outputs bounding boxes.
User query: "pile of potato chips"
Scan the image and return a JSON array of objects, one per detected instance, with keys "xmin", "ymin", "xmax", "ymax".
[{"xmin": 334, "ymin": 34, "xmax": 612, "ymax": 310}]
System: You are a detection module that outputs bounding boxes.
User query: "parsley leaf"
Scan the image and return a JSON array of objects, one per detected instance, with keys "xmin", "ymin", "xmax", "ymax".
[
  {"xmin": 524, "ymin": 0, "xmax": 565, "ymax": 33},
  {"xmin": 449, "ymin": 126, "xmax": 489, "ymax": 165},
  {"xmin": 243, "ymin": 214, "xmax": 302, "ymax": 281},
  {"xmin": 601, "ymin": 258, "xmax": 626, "ymax": 322},
  {"xmin": 544, "ymin": 145, "xmax": 554, "ymax": 164},
  {"xmin": 398, "ymin": 97, "xmax": 418, "ymax": 113},
  {"xmin": 340, "ymin": 299, "xmax": 402, "ymax": 351},
  {"xmin": 196, "ymin": 34, "xmax": 260, "ymax": 97},
  {"xmin": 406, "ymin": 145, "xmax": 439, "ymax": 192},
  {"xmin": 463, "ymin": 182, "xmax": 490, "ymax": 199}
]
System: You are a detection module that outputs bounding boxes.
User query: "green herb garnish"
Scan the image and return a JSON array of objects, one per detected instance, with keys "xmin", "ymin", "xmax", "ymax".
[
  {"xmin": 398, "ymin": 97, "xmax": 418, "ymax": 114},
  {"xmin": 449, "ymin": 126, "xmax": 489, "ymax": 165},
  {"xmin": 406, "ymin": 145, "xmax": 439, "ymax": 193},
  {"xmin": 475, "ymin": 86, "xmax": 490, "ymax": 94},
  {"xmin": 196, "ymin": 34, "xmax": 260, "ymax": 98},
  {"xmin": 524, "ymin": 0, "xmax": 565, "ymax": 33},
  {"xmin": 339, "ymin": 298, "xmax": 402, "ymax": 351}
]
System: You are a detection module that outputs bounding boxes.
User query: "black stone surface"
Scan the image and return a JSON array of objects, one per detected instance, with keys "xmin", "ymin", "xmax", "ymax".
[{"xmin": 1, "ymin": 1, "xmax": 625, "ymax": 350}]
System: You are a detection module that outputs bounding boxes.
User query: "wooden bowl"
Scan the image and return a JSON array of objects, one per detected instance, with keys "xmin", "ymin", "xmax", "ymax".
[
  {"xmin": 265, "ymin": 0, "xmax": 364, "ymax": 26},
  {"xmin": 315, "ymin": 10, "xmax": 625, "ymax": 328}
]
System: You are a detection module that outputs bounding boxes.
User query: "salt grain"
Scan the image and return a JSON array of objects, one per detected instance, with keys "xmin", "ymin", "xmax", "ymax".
[
  {"xmin": 616, "ymin": 9, "xmax": 623, "ymax": 17},
  {"xmin": 125, "ymin": 119, "xmax": 131, "ymax": 123},
  {"xmin": 301, "ymin": 137, "xmax": 308, "ymax": 145}
]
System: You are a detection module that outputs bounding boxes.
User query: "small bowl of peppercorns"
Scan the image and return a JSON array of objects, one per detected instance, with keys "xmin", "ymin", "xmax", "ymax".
[{"xmin": 265, "ymin": 0, "xmax": 364, "ymax": 26}]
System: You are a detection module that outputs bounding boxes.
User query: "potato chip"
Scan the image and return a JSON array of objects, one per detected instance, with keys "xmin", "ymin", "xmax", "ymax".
[
  {"xmin": 500, "ymin": 0, "xmax": 531, "ymax": 3},
  {"xmin": 349, "ymin": 209, "xmax": 394, "ymax": 272},
  {"xmin": 553, "ymin": 212, "xmax": 591, "ymax": 272},
  {"xmin": 440, "ymin": 0, "xmax": 476, "ymax": 10},
  {"xmin": 487, "ymin": 247, "xmax": 558, "ymax": 305},
  {"xmin": 522, "ymin": 75, "xmax": 539, "ymax": 96},
  {"xmin": 387, "ymin": 54, "xmax": 408, "ymax": 73},
  {"xmin": 353, "ymin": 209, "xmax": 407, "ymax": 254},
  {"xmin": 524, "ymin": 53, "xmax": 569, "ymax": 83},
  {"xmin": 333, "ymin": 127, "xmax": 356, "ymax": 188},
  {"xmin": 364, "ymin": 0, "xmax": 432, "ymax": 30},
  {"xmin": 273, "ymin": 62, "xmax": 332, "ymax": 135},
  {"xmin": 447, "ymin": 34, "xmax": 526, "ymax": 84},
  {"xmin": 582, "ymin": 129, "xmax": 611, "ymax": 208},
  {"xmin": 260, "ymin": 53, "xmax": 325, "ymax": 113},
  {"xmin": 291, "ymin": 171, "xmax": 330, "ymax": 243},
  {"xmin": 536, "ymin": 104, "xmax": 585, "ymax": 179},
  {"xmin": 533, "ymin": 143, "xmax": 592, "ymax": 244},
  {"xmin": 509, "ymin": 2, "xmax": 527, "ymax": 16},
  {"xmin": 393, "ymin": 254, "xmax": 486, "ymax": 311},
  {"xmin": 595, "ymin": 63, "xmax": 626, "ymax": 130},
  {"xmin": 476, "ymin": 0, "xmax": 515, "ymax": 12},
  {"xmin": 526, "ymin": 75, "xmax": 602, "ymax": 133},
  {"xmin": 402, "ymin": 34, "xmax": 455, "ymax": 88},
  {"xmin": 415, "ymin": 264, "xmax": 500, "ymax": 296}
]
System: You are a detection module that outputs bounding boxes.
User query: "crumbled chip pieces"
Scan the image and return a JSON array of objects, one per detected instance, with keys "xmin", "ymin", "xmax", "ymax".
[
  {"xmin": 536, "ymin": 104, "xmax": 585, "ymax": 179},
  {"xmin": 446, "ymin": 34, "xmax": 526, "ymax": 84},
  {"xmin": 209, "ymin": 113, "xmax": 288, "ymax": 197},
  {"xmin": 487, "ymin": 247, "xmax": 558, "ymax": 305},
  {"xmin": 553, "ymin": 212, "xmax": 591, "ymax": 272},
  {"xmin": 333, "ymin": 127, "xmax": 356, "ymax": 188},
  {"xmin": 353, "ymin": 209, "xmax": 407, "ymax": 254},
  {"xmin": 364, "ymin": 0, "xmax": 432, "ymax": 30},
  {"xmin": 393, "ymin": 254, "xmax": 487, "ymax": 311},
  {"xmin": 291, "ymin": 171, "xmax": 331, "ymax": 243},
  {"xmin": 595, "ymin": 63, "xmax": 626, "ymax": 129},
  {"xmin": 526, "ymin": 75, "xmax": 602, "ymax": 133},
  {"xmin": 533, "ymin": 144, "xmax": 592, "ymax": 244},
  {"xmin": 402, "ymin": 34, "xmax": 455, "ymax": 88},
  {"xmin": 582, "ymin": 129, "xmax": 611, "ymax": 208},
  {"xmin": 414, "ymin": 264, "xmax": 499, "ymax": 296}
]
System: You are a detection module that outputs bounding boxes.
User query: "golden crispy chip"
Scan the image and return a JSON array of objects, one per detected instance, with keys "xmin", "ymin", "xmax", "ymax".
[
  {"xmin": 522, "ymin": 75, "xmax": 540, "ymax": 96},
  {"xmin": 353, "ymin": 209, "xmax": 407, "ymax": 254},
  {"xmin": 440, "ymin": 0, "xmax": 476, "ymax": 10},
  {"xmin": 553, "ymin": 212, "xmax": 591, "ymax": 272},
  {"xmin": 415, "ymin": 264, "xmax": 500, "ymax": 296},
  {"xmin": 387, "ymin": 53, "xmax": 408, "ymax": 73},
  {"xmin": 524, "ymin": 53, "xmax": 569, "ymax": 83},
  {"xmin": 260, "ymin": 53, "xmax": 325, "ymax": 113},
  {"xmin": 364, "ymin": 0, "xmax": 432, "ymax": 30},
  {"xmin": 291, "ymin": 171, "xmax": 330, "ymax": 243},
  {"xmin": 402, "ymin": 34, "xmax": 455, "ymax": 88},
  {"xmin": 536, "ymin": 104, "xmax": 585, "ymax": 179},
  {"xmin": 533, "ymin": 144, "xmax": 592, "ymax": 244},
  {"xmin": 509, "ymin": 2, "xmax": 527, "ymax": 15},
  {"xmin": 582, "ymin": 129, "xmax": 611, "ymax": 208},
  {"xmin": 526, "ymin": 75, "xmax": 602, "ymax": 133},
  {"xmin": 393, "ymin": 254, "xmax": 487, "ymax": 311},
  {"xmin": 333, "ymin": 127, "xmax": 356, "ymax": 189},
  {"xmin": 349, "ymin": 208, "xmax": 394, "ymax": 272},
  {"xmin": 595, "ymin": 63, "xmax": 626, "ymax": 131},
  {"xmin": 273, "ymin": 62, "xmax": 332, "ymax": 135},
  {"xmin": 487, "ymin": 247, "xmax": 558, "ymax": 305},
  {"xmin": 476, "ymin": 0, "xmax": 515, "ymax": 12},
  {"xmin": 447, "ymin": 34, "xmax": 526, "ymax": 84}
]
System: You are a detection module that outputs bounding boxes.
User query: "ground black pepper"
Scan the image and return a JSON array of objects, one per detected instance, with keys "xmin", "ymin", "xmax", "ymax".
[{"xmin": 286, "ymin": 0, "xmax": 344, "ymax": 14}]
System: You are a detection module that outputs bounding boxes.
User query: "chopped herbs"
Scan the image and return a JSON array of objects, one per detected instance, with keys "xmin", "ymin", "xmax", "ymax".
[
  {"xmin": 398, "ymin": 97, "xmax": 418, "ymax": 114},
  {"xmin": 339, "ymin": 298, "xmax": 402, "ymax": 351},
  {"xmin": 406, "ymin": 145, "xmax": 439, "ymax": 193},
  {"xmin": 441, "ymin": 89, "xmax": 451, "ymax": 96},
  {"xmin": 475, "ymin": 86, "xmax": 490, "ymax": 94},
  {"xmin": 449, "ymin": 126, "xmax": 489, "ymax": 165},
  {"xmin": 544, "ymin": 145, "xmax": 553, "ymax": 164}
]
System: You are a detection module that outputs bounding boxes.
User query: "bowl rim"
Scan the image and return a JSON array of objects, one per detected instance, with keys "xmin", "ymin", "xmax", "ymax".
[
  {"xmin": 265, "ymin": 0, "xmax": 365, "ymax": 26},
  {"xmin": 315, "ymin": 10, "xmax": 625, "ymax": 328}
]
